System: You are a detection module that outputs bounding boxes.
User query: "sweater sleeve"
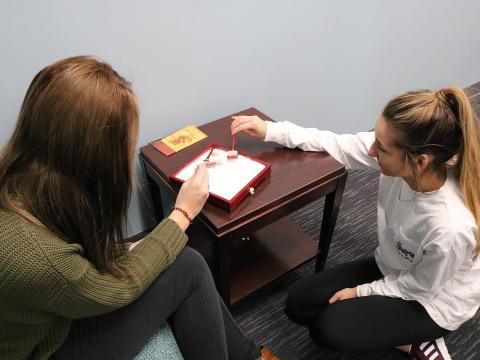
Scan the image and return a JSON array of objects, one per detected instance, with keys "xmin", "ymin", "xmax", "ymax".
[
  {"xmin": 357, "ymin": 232, "xmax": 472, "ymax": 301},
  {"xmin": 42, "ymin": 218, "xmax": 188, "ymax": 319},
  {"xmin": 264, "ymin": 121, "xmax": 379, "ymax": 171}
]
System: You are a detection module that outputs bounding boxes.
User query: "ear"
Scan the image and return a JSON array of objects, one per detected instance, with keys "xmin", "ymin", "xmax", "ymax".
[{"xmin": 415, "ymin": 154, "xmax": 434, "ymax": 173}]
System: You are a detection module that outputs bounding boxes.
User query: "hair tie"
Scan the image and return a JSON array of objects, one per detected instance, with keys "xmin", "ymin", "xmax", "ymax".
[
  {"xmin": 436, "ymin": 89, "xmax": 459, "ymax": 119},
  {"xmin": 435, "ymin": 89, "xmax": 447, "ymax": 103}
]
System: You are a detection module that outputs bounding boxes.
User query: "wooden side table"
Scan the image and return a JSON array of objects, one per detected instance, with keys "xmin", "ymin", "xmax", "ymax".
[{"xmin": 139, "ymin": 108, "xmax": 347, "ymax": 306}]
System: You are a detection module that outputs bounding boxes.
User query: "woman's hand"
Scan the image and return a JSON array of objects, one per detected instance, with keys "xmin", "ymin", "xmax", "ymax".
[
  {"xmin": 169, "ymin": 163, "xmax": 209, "ymax": 230},
  {"xmin": 231, "ymin": 115, "xmax": 267, "ymax": 139},
  {"xmin": 328, "ymin": 287, "xmax": 358, "ymax": 304}
]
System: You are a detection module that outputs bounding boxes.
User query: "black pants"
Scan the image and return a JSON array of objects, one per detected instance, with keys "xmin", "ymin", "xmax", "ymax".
[
  {"xmin": 54, "ymin": 247, "xmax": 259, "ymax": 360},
  {"xmin": 286, "ymin": 257, "xmax": 450, "ymax": 352}
]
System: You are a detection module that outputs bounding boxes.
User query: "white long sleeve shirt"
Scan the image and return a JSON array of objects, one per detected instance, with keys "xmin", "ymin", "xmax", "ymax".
[{"xmin": 265, "ymin": 120, "xmax": 480, "ymax": 330}]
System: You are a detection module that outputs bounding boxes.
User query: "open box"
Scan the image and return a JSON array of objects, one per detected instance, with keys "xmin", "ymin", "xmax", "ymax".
[{"xmin": 170, "ymin": 144, "xmax": 271, "ymax": 211}]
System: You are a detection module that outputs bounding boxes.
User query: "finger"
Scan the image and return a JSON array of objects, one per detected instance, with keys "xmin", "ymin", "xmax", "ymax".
[
  {"xmin": 232, "ymin": 116, "xmax": 255, "ymax": 127},
  {"xmin": 198, "ymin": 165, "xmax": 209, "ymax": 188},
  {"xmin": 231, "ymin": 115, "xmax": 249, "ymax": 121},
  {"xmin": 195, "ymin": 164, "xmax": 210, "ymax": 187},
  {"xmin": 232, "ymin": 122, "xmax": 255, "ymax": 135},
  {"xmin": 187, "ymin": 163, "xmax": 202, "ymax": 182},
  {"xmin": 329, "ymin": 296, "xmax": 339, "ymax": 304},
  {"xmin": 232, "ymin": 122, "xmax": 252, "ymax": 135},
  {"xmin": 194, "ymin": 162, "xmax": 210, "ymax": 193},
  {"xmin": 196, "ymin": 162, "xmax": 207, "ymax": 171},
  {"xmin": 231, "ymin": 118, "xmax": 249, "ymax": 132},
  {"xmin": 328, "ymin": 292, "xmax": 340, "ymax": 304},
  {"xmin": 194, "ymin": 162, "xmax": 207, "ymax": 179}
]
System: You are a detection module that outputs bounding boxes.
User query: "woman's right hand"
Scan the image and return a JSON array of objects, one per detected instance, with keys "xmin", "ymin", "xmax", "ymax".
[
  {"xmin": 169, "ymin": 163, "xmax": 209, "ymax": 229},
  {"xmin": 231, "ymin": 115, "xmax": 267, "ymax": 139}
]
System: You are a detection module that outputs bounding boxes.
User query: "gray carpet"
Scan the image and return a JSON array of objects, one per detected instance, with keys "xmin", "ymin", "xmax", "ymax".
[{"xmin": 231, "ymin": 169, "xmax": 480, "ymax": 360}]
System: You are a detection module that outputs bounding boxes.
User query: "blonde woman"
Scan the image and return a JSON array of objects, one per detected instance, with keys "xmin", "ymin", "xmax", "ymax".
[
  {"xmin": 0, "ymin": 56, "xmax": 278, "ymax": 360},
  {"xmin": 232, "ymin": 87, "xmax": 480, "ymax": 359}
]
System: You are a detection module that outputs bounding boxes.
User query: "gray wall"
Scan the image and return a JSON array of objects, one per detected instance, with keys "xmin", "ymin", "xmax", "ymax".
[{"xmin": 1, "ymin": 1, "xmax": 479, "ymax": 235}]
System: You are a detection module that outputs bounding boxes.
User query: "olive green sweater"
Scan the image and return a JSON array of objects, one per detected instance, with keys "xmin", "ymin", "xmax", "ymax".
[{"xmin": 0, "ymin": 209, "xmax": 188, "ymax": 359}]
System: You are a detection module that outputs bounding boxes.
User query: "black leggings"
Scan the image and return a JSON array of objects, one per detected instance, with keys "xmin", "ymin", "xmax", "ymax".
[
  {"xmin": 286, "ymin": 257, "xmax": 450, "ymax": 352},
  {"xmin": 54, "ymin": 247, "xmax": 259, "ymax": 360}
]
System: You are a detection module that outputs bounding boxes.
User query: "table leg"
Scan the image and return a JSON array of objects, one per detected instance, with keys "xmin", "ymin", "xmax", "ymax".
[
  {"xmin": 315, "ymin": 171, "xmax": 347, "ymax": 271},
  {"xmin": 212, "ymin": 235, "xmax": 233, "ymax": 307}
]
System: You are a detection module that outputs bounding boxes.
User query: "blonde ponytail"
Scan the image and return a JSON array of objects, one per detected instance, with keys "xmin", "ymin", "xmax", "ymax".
[{"xmin": 444, "ymin": 87, "xmax": 480, "ymax": 250}]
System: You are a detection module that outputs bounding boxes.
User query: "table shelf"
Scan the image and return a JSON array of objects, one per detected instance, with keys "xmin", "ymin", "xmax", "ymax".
[
  {"xmin": 230, "ymin": 217, "xmax": 318, "ymax": 304},
  {"xmin": 187, "ymin": 217, "xmax": 318, "ymax": 305}
]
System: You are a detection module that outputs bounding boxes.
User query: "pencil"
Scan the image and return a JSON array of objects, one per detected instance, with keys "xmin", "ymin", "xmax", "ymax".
[{"xmin": 204, "ymin": 147, "xmax": 215, "ymax": 162}]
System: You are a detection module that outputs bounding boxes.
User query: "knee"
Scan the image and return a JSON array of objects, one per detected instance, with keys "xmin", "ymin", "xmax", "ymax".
[
  {"xmin": 308, "ymin": 306, "xmax": 355, "ymax": 352},
  {"xmin": 286, "ymin": 282, "xmax": 317, "ymax": 324},
  {"xmin": 285, "ymin": 286, "xmax": 303, "ymax": 319},
  {"xmin": 176, "ymin": 247, "xmax": 212, "ymax": 282}
]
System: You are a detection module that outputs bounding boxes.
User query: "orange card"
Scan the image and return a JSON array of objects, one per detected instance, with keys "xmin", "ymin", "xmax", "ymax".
[{"xmin": 151, "ymin": 125, "xmax": 207, "ymax": 156}]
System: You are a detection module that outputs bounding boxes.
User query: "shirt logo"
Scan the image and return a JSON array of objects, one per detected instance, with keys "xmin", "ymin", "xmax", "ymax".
[{"xmin": 396, "ymin": 241, "xmax": 415, "ymax": 263}]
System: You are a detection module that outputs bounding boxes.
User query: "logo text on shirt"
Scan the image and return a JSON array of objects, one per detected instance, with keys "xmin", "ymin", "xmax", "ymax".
[{"xmin": 396, "ymin": 241, "xmax": 415, "ymax": 263}]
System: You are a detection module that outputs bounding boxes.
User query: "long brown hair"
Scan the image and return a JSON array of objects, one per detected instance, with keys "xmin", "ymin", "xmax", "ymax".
[
  {"xmin": 0, "ymin": 56, "xmax": 139, "ymax": 277},
  {"xmin": 383, "ymin": 87, "xmax": 480, "ymax": 249}
]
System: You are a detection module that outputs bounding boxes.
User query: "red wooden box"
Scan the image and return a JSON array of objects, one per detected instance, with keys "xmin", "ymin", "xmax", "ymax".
[{"xmin": 170, "ymin": 144, "xmax": 271, "ymax": 211}]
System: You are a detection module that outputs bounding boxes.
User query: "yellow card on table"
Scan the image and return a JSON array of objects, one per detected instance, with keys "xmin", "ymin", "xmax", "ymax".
[{"xmin": 151, "ymin": 125, "xmax": 208, "ymax": 156}]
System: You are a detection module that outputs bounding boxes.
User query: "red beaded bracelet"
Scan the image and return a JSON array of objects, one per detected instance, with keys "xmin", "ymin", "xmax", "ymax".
[{"xmin": 172, "ymin": 206, "xmax": 193, "ymax": 224}]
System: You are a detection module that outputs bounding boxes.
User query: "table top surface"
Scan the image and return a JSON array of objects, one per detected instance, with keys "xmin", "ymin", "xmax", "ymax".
[{"xmin": 140, "ymin": 107, "xmax": 345, "ymax": 235}]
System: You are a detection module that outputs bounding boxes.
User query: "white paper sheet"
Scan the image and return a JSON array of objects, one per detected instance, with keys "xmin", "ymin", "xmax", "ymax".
[{"xmin": 174, "ymin": 148, "xmax": 266, "ymax": 201}]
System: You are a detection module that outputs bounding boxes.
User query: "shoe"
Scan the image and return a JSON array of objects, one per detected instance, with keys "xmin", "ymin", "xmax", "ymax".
[
  {"xmin": 409, "ymin": 337, "xmax": 451, "ymax": 360},
  {"xmin": 259, "ymin": 346, "xmax": 279, "ymax": 360}
]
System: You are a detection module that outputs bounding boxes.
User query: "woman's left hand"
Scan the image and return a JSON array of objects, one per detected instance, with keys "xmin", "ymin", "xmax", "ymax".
[{"xmin": 328, "ymin": 287, "xmax": 358, "ymax": 304}]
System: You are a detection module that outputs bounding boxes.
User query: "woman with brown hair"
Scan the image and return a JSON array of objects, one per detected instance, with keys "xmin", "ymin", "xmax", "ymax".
[
  {"xmin": 232, "ymin": 87, "xmax": 480, "ymax": 359},
  {"xmin": 0, "ymin": 56, "xmax": 277, "ymax": 360}
]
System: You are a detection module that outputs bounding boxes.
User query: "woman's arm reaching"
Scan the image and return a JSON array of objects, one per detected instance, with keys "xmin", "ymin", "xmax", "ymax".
[{"xmin": 232, "ymin": 115, "xmax": 379, "ymax": 171}]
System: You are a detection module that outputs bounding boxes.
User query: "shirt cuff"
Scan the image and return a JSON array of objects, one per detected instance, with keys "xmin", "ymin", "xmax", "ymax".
[
  {"xmin": 356, "ymin": 283, "xmax": 373, "ymax": 297},
  {"xmin": 264, "ymin": 121, "xmax": 284, "ymax": 143}
]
